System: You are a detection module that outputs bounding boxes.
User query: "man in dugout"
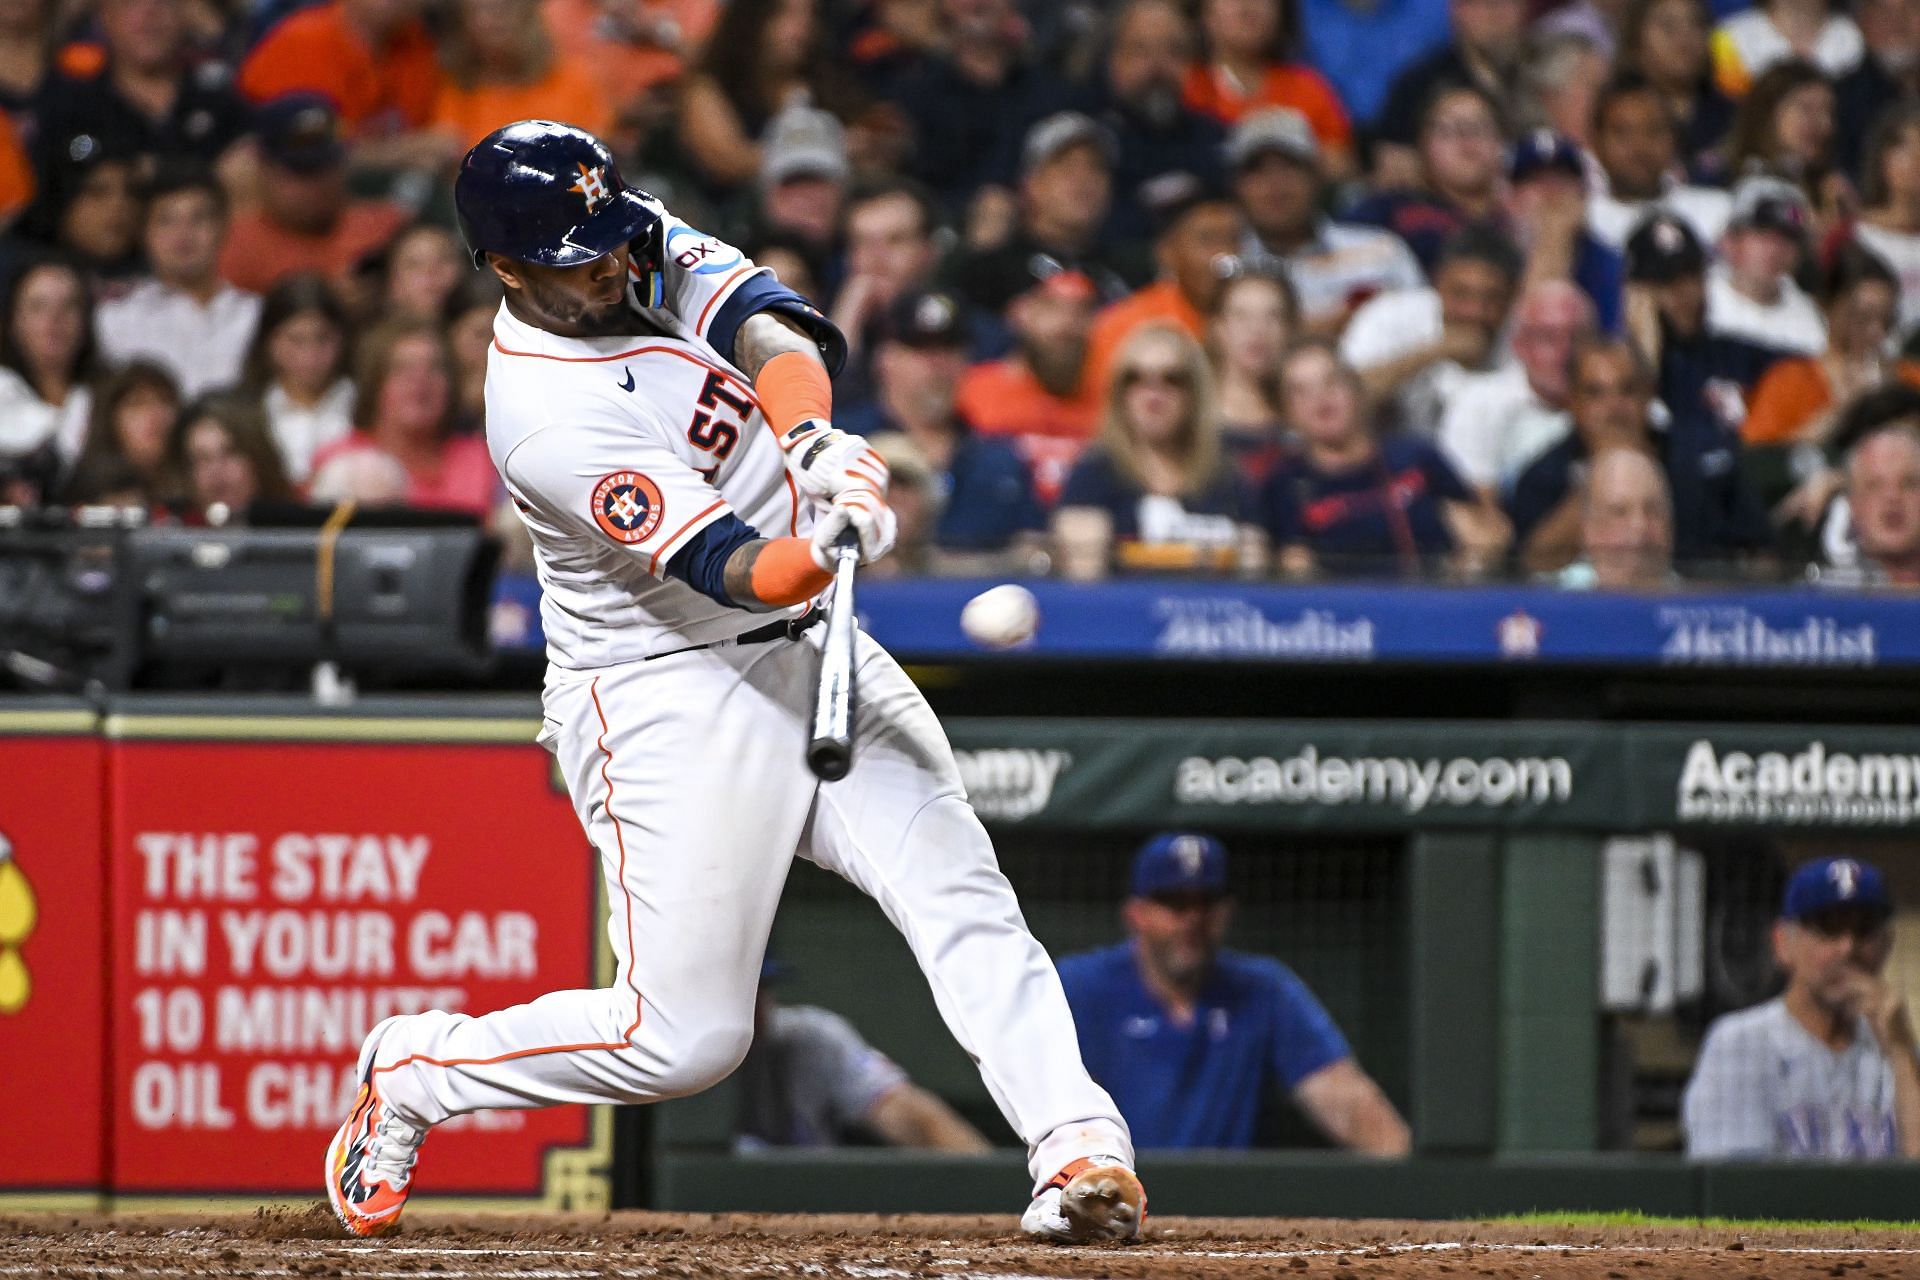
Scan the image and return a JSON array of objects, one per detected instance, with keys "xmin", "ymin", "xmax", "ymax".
[{"xmin": 1057, "ymin": 833, "xmax": 1410, "ymax": 1153}]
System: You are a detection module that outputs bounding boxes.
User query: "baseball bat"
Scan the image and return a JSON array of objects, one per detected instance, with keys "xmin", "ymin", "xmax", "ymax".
[{"xmin": 806, "ymin": 535, "xmax": 862, "ymax": 781}]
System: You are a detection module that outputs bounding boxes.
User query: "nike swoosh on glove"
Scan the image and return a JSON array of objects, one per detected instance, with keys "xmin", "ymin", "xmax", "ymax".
[
  {"xmin": 809, "ymin": 489, "xmax": 897, "ymax": 568},
  {"xmin": 784, "ymin": 420, "xmax": 890, "ymax": 503}
]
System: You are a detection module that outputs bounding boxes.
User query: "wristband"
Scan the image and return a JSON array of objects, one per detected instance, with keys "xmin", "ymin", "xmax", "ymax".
[
  {"xmin": 755, "ymin": 350, "xmax": 835, "ymax": 450},
  {"xmin": 748, "ymin": 535, "xmax": 834, "ymax": 607}
]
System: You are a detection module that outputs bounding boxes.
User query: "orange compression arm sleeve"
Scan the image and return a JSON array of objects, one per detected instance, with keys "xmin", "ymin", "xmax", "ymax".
[
  {"xmin": 754, "ymin": 349, "xmax": 834, "ymax": 446},
  {"xmin": 747, "ymin": 536, "xmax": 833, "ymax": 607}
]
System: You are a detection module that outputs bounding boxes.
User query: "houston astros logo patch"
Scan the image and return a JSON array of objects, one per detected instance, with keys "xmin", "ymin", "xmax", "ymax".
[{"xmin": 591, "ymin": 471, "xmax": 664, "ymax": 543}]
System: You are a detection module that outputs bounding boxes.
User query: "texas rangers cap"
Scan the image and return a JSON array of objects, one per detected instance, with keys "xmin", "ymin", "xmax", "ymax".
[
  {"xmin": 1782, "ymin": 856, "xmax": 1892, "ymax": 923},
  {"xmin": 1225, "ymin": 107, "xmax": 1320, "ymax": 172},
  {"xmin": 1508, "ymin": 129, "xmax": 1584, "ymax": 183},
  {"xmin": 1625, "ymin": 212, "xmax": 1707, "ymax": 283},
  {"xmin": 1131, "ymin": 833, "xmax": 1229, "ymax": 899},
  {"xmin": 1727, "ymin": 175, "xmax": 1811, "ymax": 241},
  {"xmin": 257, "ymin": 94, "xmax": 346, "ymax": 174},
  {"xmin": 1022, "ymin": 111, "xmax": 1116, "ymax": 177}
]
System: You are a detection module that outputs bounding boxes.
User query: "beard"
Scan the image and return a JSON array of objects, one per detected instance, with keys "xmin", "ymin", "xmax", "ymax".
[{"xmin": 522, "ymin": 273, "xmax": 633, "ymax": 337}]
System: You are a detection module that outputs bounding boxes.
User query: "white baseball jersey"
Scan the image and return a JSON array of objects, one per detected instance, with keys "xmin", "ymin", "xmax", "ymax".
[{"xmin": 1682, "ymin": 997, "xmax": 1899, "ymax": 1159}]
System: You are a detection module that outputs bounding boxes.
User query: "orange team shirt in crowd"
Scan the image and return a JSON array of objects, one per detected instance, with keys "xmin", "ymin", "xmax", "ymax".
[
  {"xmin": 1181, "ymin": 61, "xmax": 1352, "ymax": 147},
  {"xmin": 956, "ymin": 359, "xmax": 1101, "ymax": 505},
  {"xmin": 309, "ymin": 433, "xmax": 501, "ymax": 518},
  {"xmin": 431, "ymin": 58, "xmax": 615, "ymax": 150},
  {"xmin": 1741, "ymin": 357, "xmax": 1920, "ymax": 445},
  {"xmin": 239, "ymin": 3, "xmax": 441, "ymax": 136},
  {"xmin": 542, "ymin": 0, "xmax": 716, "ymax": 100},
  {"xmin": 218, "ymin": 201, "xmax": 409, "ymax": 294},
  {"xmin": 1082, "ymin": 281, "xmax": 1206, "ymax": 406},
  {"xmin": 0, "ymin": 108, "xmax": 33, "ymax": 227}
]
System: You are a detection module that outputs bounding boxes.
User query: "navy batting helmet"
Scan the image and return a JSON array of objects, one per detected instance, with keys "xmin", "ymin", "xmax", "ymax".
[{"xmin": 455, "ymin": 120, "xmax": 662, "ymax": 269}]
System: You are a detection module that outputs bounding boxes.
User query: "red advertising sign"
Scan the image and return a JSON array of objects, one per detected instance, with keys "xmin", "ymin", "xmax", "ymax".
[
  {"xmin": 106, "ymin": 734, "xmax": 598, "ymax": 1196},
  {"xmin": 0, "ymin": 721, "xmax": 108, "ymax": 1195}
]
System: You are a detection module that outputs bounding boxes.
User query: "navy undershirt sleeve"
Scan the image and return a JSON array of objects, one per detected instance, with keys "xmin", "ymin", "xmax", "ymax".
[
  {"xmin": 709, "ymin": 272, "xmax": 849, "ymax": 377},
  {"xmin": 664, "ymin": 511, "xmax": 763, "ymax": 608}
]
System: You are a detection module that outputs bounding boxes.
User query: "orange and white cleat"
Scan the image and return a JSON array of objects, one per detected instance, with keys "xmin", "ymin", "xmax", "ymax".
[
  {"xmin": 325, "ymin": 1015, "xmax": 426, "ymax": 1238},
  {"xmin": 1020, "ymin": 1155, "xmax": 1146, "ymax": 1243}
]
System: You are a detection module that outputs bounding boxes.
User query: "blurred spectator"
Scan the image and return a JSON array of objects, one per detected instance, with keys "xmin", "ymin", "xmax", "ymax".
[
  {"xmin": 1297, "ymin": 0, "xmax": 1451, "ymax": 136},
  {"xmin": 945, "ymin": 112, "xmax": 1135, "ymax": 313},
  {"xmin": 883, "ymin": 0, "xmax": 1063, "ymax": 215},
  {"xmin": 863, "ymin": 430, "xmax": 940, "ymax": 576},
  {"xmin": 1743, "ymin": 243, "xmax": 1917, "ymax": 521},
  {"xmin": 1556, "ymin": 447, "xmax": 1679, "ymax": 588},
  {"xmin": 310, "ymin": 318, "xmax": 495, "ymax": 517},
  {"xmin": 95, "ymin": 166, "xmax": 260, "ymax": 397},
  {"xmin": 1809, "ymin": 383, "xmax": 1920, "ymax": 572},
  {"xmin": 1834, "ymin": 0, "xmax": 1920, "ymax": 180},
  {"xmin": 1228, "ymin": 108, "xmax": 1422, "ymax": 334},
  {"xmin": 15, "ymin": 141, "xmax": 143, "ymax": 279},
  {"xmin": 1439, "ymin": 279, "xmax": 1593, "ymax": 496},
  {"xmin": 32, "ymin": 0, "xmax": 251, "ymax": 181},
  {"xmin": 542, "ymin": 0, "xmax": 715, "ymax": 149},
  {"xmin": 1260, "ymin": 338, "xmax": 1507, "ymax": 579},
  {"xmin": 1854, "ymin": 104, "xmax": 1920, "ymax": 332},
  {"xmin": 1054, "ymin": 323, "xmax": 1256, "ymax": 579},
  {"xmin": 1513, "ymin": 31, "xmax": 1609, "ymax": 149},
  {"xmin": 1348, "ymin": 81, "xmax": 1507, "ymax": 273},
  {"xmin": 1509, "ymin": 335, "xmax": 1770, "ymax": 571},
  {"xmin": 307, "ymin": 443, "xmax": 408, "ymax": 503},
  {"xmin": 446, "ymin": 271, "xmax": 502, "ymax": 429},
  {"xmin": 1206, "ymin": 262, "xmax": 1294, "ymax": 482},
  {"xmin": 1711, "ymin": 0, "xmax": 1861, "ymax": 99},
  {"xmin": 242, "ymin": 274, "xmax": 353, "ymax": 483},
  {"xmin": 378, "ymin": 223, "xmax": 468, "ymax": 324},
  {"xmin": 0, "ymin": 0, "xmax": 55, "ymax": 112},
  {"xmin": 238, "ymin": 0, "xmax": 451, "ymax": 169},
  {"xmin": 955, "ymin": 262, "xmax": 1099, "ymax": 506},
  {"xmin": 0, "ymin": 108, "xmax": 31, "ymax": 233},
  {"xmin": 1723, "ymin": 61, "xmax": 1841, "ymax": 226},
  {"xmin": 1182, "ymin": 0, "xmax": 1352, "ymax": 176},
  {"xmin": 1684, "ymin": 856, "xmax": 1920, "ymax": 1158},
  {"xmin": 164, "ymin": 393, "xmax": 294, "ymax": 519},
  {"xmin": 735, "ymin": 965, "xmax": 990, "ymax": 1152},
  {"xmin": 746, "ymin": 231, "xmax": 822, "ymax": 301},
  {"xmin": 1503, "ymin": 129, "xmax": 1624, "ymax": 333},
  {"xmin": 0, "ymin": 258, "xmax": 97, "ymax": 474},
  {"xmin": 829, "ymin": 178, "xmax": 942, "ymax": 406},
  {"xmin": 1373, "ymin": 0, "xmax": 1529, "ymax": 187},
  {"xmin": 1842, "ymin": 421, "xmax": 1920, "ymax": 584},
  {"xmin": 430, "ymin": 0, "xmax": 613, "ymax": 149},
  {"xmin": 218, "ymin": 96, "xmax": 408, "ymax": 295},
  {"xmin": 841, "ymin": 289, "xmax": 1044, "ymax": 560},
  {"xmin": 1081, "ymin": 0, "xmax": 1227, "ymax": 247},
  {"xmin": 1083, "ymin": 173, "xmax": 1239, "ymax": 399},
  {"xmin": 1057, "ymin": 833, "xmax": 1410, "ymax": 1153},
  {"xmin": 1586, "ymin": 75, "xmax": 1734, "ymax": 253},
  {"xmin": 677, "ymin": 0, "xmax": 863, "ymax": 194},
  {"xmin": 63, "ymin": 359, "xmax": 178, "ymax": 505},
  {"xmin": 1616, "ymin": 0, "xmax": 1736, "ymax": 173},
  {"xmin": 752, "ymin": 104, "xmax": 849, "ymax": 263},
  {"xmin": 1341, "ymin": 224, "xmax": 1520, "ymax": 437},
  {"xmin": 1710, "ymin": 175, "xmax": 1826, "ymax": 354}
]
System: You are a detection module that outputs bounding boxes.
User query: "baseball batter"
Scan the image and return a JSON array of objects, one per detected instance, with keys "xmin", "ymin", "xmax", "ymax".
[{"xmin": 324, "ymin": 122, "xmax": 1143, "ymax": 1243}]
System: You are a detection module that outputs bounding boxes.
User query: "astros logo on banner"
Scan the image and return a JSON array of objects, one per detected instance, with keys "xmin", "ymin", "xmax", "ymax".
[{"xmin": 591, "ymin": 472, "xmax": 665, "ymax": 543}]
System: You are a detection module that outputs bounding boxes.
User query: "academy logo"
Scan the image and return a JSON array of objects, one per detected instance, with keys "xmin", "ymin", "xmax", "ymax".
[
  {"xmin": 1676, "ymin": 740, "xmax": 1920, "ymax": 825},
  {"xmin": 953, "ymin": 748, "xmax": 1071, "ymax": 821},
  {"xmin": 664, "ymin": 223, "xmax": 744, "ymax": 276},
  {"xmin": 570, "ymin": 162, "xmax": 611, "ymax": 215},
  {"xmin": 590, "ymin": 471, "xmax": 664, "ymax": 544}
]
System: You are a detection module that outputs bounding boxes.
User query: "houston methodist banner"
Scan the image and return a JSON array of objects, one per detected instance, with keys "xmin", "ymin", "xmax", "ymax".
[{"xmin": 100, "ymin": 710, "xmax": 603, "ymax": 1201}]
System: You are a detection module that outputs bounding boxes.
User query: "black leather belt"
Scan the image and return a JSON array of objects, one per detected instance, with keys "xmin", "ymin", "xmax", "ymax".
[{"xmin": 644, "ymin": 608, "xmax": 823, "ymax": 661}]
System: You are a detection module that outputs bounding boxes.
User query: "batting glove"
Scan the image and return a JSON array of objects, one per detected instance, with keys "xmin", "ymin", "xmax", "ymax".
[
  {"xmin": 809, "ymin": 489, "xmax": 897, "ymax": 568},
  {"xmin": 783, "ymin": 420, "xmax": 890, "ymax": 504}
]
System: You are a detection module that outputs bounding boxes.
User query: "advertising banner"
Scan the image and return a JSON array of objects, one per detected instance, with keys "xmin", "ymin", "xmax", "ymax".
[
  {"xmin": 0, "ymin": 709, "xmax": 107, "ymax": 1197},
  {"xmin": 104, "ymin": 724, "xmax": 601, "ymax": 1199},
  {"xmin": 1630, "ymin": 726, "xmax": 1920, "ymax": 831}
]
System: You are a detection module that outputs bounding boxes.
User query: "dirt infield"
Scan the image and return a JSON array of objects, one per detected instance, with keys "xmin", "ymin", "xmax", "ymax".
[{"xmin": 5, "ymin": 1211, "xmax": 1920, "ymax": 1280}]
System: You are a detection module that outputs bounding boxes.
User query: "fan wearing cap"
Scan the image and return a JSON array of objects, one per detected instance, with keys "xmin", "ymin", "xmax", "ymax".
[
  {"xmin": 838, "ymin": 288, "xmax": 1047, "ymax": 562},
  {"xmin": 1683, "ymin": 856, "xmax": 1920, "ymax": 1159},
  {"xmin": 1706, "ymin": 175, "xmax": 1826, "ymax": 355},
  {"xmin": 1056, "ymin": 834, "xmax": 1410, "ymax": 1153},
  {"xmin": 750, "ymin": 103, "xmax": 850, "ymax": 263},
  {"xmin": 1585, "ymin": 76, "xmax": 1733, "ymax": 254},
  {"xmin": 216, "ymin": 95, "xmax": 409, "ymax": 295},
  {"xmin": 1503, "ymin": 128, "xmax": 1625, "ymax": 335},
  {"xmin": 1227, "ymin": 107, "xmax": 1424, "ymax": 334}
]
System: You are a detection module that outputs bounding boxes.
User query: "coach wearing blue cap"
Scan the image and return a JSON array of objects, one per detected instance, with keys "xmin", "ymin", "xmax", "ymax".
[
  {"xmin": 1683, "ymin": 856, "xmax": 1920, "ymax": 1159},
  {"xmin": 1055, "ymin": 833, "xmax": 1409, "ymax": 1152}
]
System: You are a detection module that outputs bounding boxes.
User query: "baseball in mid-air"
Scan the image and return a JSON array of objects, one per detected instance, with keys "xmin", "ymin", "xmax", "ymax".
[{"xmin": 961, "ymin": 584, "xmax": 1040, "ymax": 649}]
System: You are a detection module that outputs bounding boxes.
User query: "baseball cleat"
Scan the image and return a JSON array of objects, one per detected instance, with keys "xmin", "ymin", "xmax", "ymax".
[
  {"xmin": 325, "ymin": 1015, "xmax": 426, "ymax": 1238},
  {"xmin": 1020, "ymin": 1155, "xmax": 1146, "ymax": 1243}
]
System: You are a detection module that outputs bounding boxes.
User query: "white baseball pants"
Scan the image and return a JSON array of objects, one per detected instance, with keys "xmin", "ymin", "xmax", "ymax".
[{"xmin": 368, "ymin": 626, "xmax": 1132, "ymax": 1190}]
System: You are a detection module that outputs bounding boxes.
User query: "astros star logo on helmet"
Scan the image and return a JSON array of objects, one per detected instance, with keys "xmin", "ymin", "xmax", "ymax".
[
  {"xmin": 570, "ymin": 162, "xmax": 611, "ymax": 215},
  {"xmin": 590, "ymin": 471, "xmax": 665, "ymax": 543}
]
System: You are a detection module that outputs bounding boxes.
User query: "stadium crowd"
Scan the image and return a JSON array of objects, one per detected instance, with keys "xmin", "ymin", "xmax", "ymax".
[{"xmin": 3, "ymin": 0, "xmax": 1920, "ymax": 584}]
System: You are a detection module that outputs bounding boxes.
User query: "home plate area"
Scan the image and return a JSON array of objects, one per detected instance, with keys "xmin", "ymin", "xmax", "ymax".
[{"xmin": 5, "ymin": 1212, "xmax": 1918, "ymax": 1280}]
